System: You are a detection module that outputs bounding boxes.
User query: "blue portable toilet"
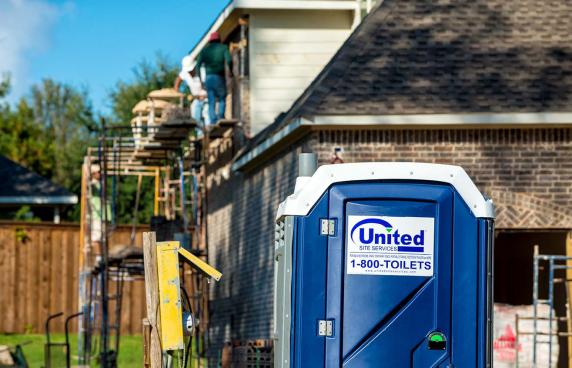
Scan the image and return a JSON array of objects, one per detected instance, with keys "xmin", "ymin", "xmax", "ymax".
[{"xmin": 274, "ymin": 158, "xmax": 494, "ymax": 367}]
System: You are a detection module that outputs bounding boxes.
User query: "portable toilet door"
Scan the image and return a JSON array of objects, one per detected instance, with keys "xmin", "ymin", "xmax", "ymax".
[{"xmin": 274, "ymin": 162, "xmax": 495, "ymax": 368}]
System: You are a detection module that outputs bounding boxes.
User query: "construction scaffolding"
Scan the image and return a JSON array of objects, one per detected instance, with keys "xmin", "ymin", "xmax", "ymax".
[
  {"xmin": 514, "ymin": 245, "xmax": 572, "ymax": 367},
  {"xmin": 77, "ymin": 88, "xmax": 237, "ymax": 367}
]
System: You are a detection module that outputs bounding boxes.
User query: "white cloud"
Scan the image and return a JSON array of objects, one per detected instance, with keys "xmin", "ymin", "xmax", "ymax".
[{"xmin": 0, "ymin": 0, "xmax": 69, "ymax": 100}]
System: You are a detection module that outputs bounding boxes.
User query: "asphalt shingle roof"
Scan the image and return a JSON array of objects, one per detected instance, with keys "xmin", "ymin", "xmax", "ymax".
[
  {"xmin": 240, "ymin": 0, "xmax": 572, "ymax": 157},
  {"xmin": 296, "ymin": 0, "xmax": 572, "ymax": 116},
  {"xmin": 0, "ymin": 156, "xmax": 76, "ymax": 204}
]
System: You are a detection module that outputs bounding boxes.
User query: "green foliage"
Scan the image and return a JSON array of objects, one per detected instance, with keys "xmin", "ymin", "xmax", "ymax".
[
  {"xmin": 0, "ymin": 55, "xmax": 179, "ymax": 224},
  {"xmin": 23, "ymin": 324, "xmax": 34, "ymax": 335},
  {"xmin": 0, "ymin": 73, "xmax": 10, "ymax": 98},
  {"xmin": 30, "ymin": 79, "xmax": 98, "ymax": 191},
  {"xmin": 14, "ymin": 206, "xmax": 40, "ymax": 223},
  {"xmin": 110, "ymin": 53, "xmax": 179, "ymax": 125},
  {"xmin": 15, "ymin": 227, "xmax": 32, "ymax": 243},
  {"xmin": 112, "ymin": 175, "xmax": 156, "ymax": 225},
  {"xmin": 0, "ymin": 99, "xmax": 53, "ymax": 178},
  {"xmin": 0, "ymin": 77, "xmax": 98, "ymax": 221}
]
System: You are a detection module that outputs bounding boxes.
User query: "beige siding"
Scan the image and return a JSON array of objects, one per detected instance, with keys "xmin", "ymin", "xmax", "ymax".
[{"xmin": 249, "ymin": 9, "xmax": 353, "ymax": 133}]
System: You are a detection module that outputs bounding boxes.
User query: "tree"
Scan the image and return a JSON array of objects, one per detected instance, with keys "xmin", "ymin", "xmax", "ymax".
[
  {"xmin": 0, "ymin": 98, "xmax": 53, "ymax": 177},
  {"xmin": 0, "ymin": 76, "xmax": 56, "ymax": 178},
  {"xmin": 0, "ymin": 73, "xmax": 10, "ymax": 99},
  {"xmin": 30, "ymin": 79, "xmax": 98, "ymax": 191},
  {"xmin": 110, "ymin": 54, "xmax": 179, "ymax": 125},
  {"xmin": 0, "ymin": 55, "xmax": 179, "ymax": 224},
  {"xmin": 0, "ymin": 77, "xmax": 98, "ymax": 221}
]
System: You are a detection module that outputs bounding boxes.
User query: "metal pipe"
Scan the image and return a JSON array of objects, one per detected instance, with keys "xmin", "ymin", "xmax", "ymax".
[
  {"xmin": 298, "ymin": 153, "xmax": 317, "ymax": 177},
  {"xmin": 533, "ymin": 245, "xmax": 539, "ymax": 367},
  {"xmin": 65, "ymin": 312, "xmax": 84, "ymax": 368},
  {"xmin": 154, "ymin": 168, "xmax": 160, "ymax": 216},
  {"xmin": 130, "ymin": 174, "xmax": 143, "ymax": 246},
  {"xmin": 45, "ymin": 312, "xmax": 64, "ymax": 346},
  {"xmin": 99, "ymin": 126, "xmax": 111, "ymax": 367},
  {"xmin": 548, "ymin": 258, "xmax": 554, "ymax": 367},
  {"xmin": 179, "ymin": 157, "xmax": 188, "ymax": 232},
  {"xmin": 515, "ymin": 313, "xmax": 520, "ymax": 368}
]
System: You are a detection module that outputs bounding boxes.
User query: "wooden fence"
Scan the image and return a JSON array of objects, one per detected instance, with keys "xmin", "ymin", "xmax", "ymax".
[{"xmin": 0, "ymin": 221, "xmax": 148, "ymax": 335}]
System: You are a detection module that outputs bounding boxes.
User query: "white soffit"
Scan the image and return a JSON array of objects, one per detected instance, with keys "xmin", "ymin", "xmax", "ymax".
[
  {"xmin": 313, "ymin": 112, "xmax": 572, "ymax": 125},
  {"xmin": 276, "ymin": 162, "xmax": 495, "ymax": 219}
]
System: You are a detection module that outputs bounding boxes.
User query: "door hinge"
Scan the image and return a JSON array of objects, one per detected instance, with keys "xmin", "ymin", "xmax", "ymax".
[
  {"xmin": 320, "ymin": 219, "xmax": 336, "ymax": 236},
  {"xmin": 318, "ymin": 320, "xmax": 333, "ymax": 337}
]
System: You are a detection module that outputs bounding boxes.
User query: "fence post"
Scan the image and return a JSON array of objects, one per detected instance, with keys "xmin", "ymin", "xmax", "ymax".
[{"xmin": 143, "ymin": 232, "xmax": 162, "ymax": 368}]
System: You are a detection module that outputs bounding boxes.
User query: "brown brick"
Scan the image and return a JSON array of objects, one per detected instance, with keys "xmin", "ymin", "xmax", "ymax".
[{"xmin": 205, "ymin": 126, "xmax": 572, "ymax": 361}]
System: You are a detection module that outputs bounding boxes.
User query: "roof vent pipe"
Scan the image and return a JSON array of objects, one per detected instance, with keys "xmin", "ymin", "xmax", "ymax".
[
  {"xmin": 295, "ymin": 153, "xmax": 317, "ymax": 193},
  {"xmin": 299, "ymin": 153, "xmax": 317, "ymax": 177}
]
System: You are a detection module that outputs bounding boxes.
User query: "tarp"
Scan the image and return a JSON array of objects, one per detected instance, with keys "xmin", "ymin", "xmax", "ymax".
[{"xmin": 494, "ymin": 304, "xmax": 559, "ymax": 368}]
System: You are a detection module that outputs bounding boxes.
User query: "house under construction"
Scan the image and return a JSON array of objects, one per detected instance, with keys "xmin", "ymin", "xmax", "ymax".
[{"xmin": 71, "ymin": 0, "xmax": 572, "ymax": 367}]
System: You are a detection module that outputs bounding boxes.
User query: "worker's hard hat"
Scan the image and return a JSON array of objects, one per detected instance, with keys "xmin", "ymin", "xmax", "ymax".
[
  {"xmin": 181, "ymin": 55, "xmax": 196, "ymax": 73},
  {"xmin": 209, "ymin": 32, "xmax": 221, "ymax": 42},
  {"xmin": 90, "ymin": 164, "xmax": 101, "ymax": 174}
]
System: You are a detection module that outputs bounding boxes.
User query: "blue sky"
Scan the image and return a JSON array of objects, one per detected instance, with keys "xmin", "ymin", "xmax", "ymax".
[{"xmin": 0, "ymin": 0, "xmax": 228, "ymax": 113}]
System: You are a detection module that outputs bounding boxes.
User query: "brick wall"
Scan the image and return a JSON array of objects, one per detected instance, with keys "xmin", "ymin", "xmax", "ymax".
[
  {"xmin": 205, "ymin": 126, "xmax": 572, "ymax": 361},
  {"xmin": 206, "ymin": 133, "xmax": 311, "ymax": 361},
  {"xmin": 311, "ymin": 127, "xmax": 572, "ymax": 228}
]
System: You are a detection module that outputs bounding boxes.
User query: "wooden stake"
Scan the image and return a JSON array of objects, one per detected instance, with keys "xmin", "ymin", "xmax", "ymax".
[
  {"xmin": 143, "ymin": 232, "xmax": 162, "ymax": 368},
  {"xmin": 143, "ymin": 318, "xmax": 151, "ymax": 368},
  {"xmin": 154, "ymin": 169, "xmax": 160, "ymax": 216}
]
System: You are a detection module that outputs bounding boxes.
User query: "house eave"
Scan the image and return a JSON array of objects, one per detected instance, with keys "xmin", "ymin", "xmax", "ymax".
[
  {"xmin": 188, "ymin": 0, "xmax": 357, "ymax": 61},
  {"xmin": 231, "ymin": 112, "xmax": 572, "ymax": 172},
  {"xmin": 0, "ymin": 195, "xmax": 79, "ymax": 205},
  {"xmin": 235, "ymin": 0, "xmax": 358, "ymax": 10},
  {"xmin": 313, "ymin": 112, "xmax": 572, "ymax": 126}
]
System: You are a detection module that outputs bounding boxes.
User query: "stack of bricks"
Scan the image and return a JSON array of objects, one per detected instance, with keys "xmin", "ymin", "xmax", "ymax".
[{"xmin": 219, "ymin": 340, "xmax": 273, "ymax": 368}]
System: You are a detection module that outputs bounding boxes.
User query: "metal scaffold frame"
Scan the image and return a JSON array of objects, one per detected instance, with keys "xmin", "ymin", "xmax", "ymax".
[
  {"xmin": 76, "ymin": 102, "xmax": 235, "ymax": 367},
  {"xmin": 515, "ymin": 245, "xmax": 572, "ymax": 368}
]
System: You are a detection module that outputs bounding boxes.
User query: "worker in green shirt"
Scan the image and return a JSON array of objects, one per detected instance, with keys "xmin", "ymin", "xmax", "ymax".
[{"xmin": 196, "ymin": 32, "xmax": 232, "ymax": 125}]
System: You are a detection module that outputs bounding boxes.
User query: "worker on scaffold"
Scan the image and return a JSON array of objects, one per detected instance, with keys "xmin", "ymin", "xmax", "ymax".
[
  {"xmin": 174, "ymin": 55, "xmax": 210, "ymax": 128},
  {"xmin": 196, "ymin": 31, "xmax": 232, "ymax": 125}
]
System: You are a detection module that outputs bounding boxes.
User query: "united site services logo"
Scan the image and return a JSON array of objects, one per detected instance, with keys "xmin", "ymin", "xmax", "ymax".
[
  {"xmin": 346, "ymin": 215, "xmax": 435, "ymax": 276},
  {"xmin": 350, "ymin": 217, "xmax": 426, "ymax": 253}
]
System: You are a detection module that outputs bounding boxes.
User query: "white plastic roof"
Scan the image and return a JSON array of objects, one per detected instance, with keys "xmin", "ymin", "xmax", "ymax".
[{"xmin": 277, "ymin": 162, "xmax": 495, "ymax": 219}]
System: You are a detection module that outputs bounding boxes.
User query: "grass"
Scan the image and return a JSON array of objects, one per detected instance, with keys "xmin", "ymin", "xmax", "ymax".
[
  {"xmin": 0, "ymin": 333, "xmax": 142, "ymax": 367},
  {"xmin": 0, "ymin": 334, "xmax": 206, "ymax": 367}
]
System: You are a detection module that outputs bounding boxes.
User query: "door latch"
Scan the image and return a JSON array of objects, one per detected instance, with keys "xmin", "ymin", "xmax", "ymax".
[
  {"xmin": 318, "ymin": 320, "xmax": 334, "ymax": 337},
  {"xmin": 320, "ymin": 219, "xmax": 336, "ymax": 236}
]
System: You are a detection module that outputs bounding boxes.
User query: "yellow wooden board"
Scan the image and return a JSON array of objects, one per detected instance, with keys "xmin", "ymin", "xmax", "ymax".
[
  {"xmin": 155, "ymin": 240, "xmax": 222, "ymax": 352},
  {"xmin": 157, "ymin": 241, "xmax": 184, "ymax": 351},
  {"xmin": 178, "ymin": 247, "xmax": 223, "ymax": 281}
]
